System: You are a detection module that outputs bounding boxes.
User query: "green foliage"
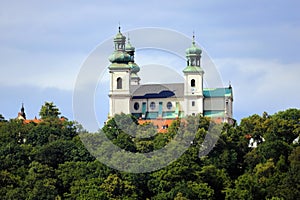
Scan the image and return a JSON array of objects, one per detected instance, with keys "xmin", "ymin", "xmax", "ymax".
[
  {"xmin": 39, "ymin": 102, "xmax": 61, "ymax": 119},
  {"xmin": 100, "ymin": 173, "xmax": 138, "ymax": 199},
  {"xmin": 0, "ymin": 107, "xmax": 300, "ymax": 199},
  {"xmin": 0, "ymin": 113, "xmax": 6, "ymax": 122}
]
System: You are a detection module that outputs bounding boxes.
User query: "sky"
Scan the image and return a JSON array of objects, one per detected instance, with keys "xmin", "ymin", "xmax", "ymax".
[{"xmin": 1, "ymin": 0, "xmax": 300, "ymax": 131}]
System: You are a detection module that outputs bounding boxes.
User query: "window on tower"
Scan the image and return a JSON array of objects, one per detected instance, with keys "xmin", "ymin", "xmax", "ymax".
[
  {"xmin": 191, "ymin": 79, "xmax": 195, "ymax": 87},
  {"xmin": 117, "ymin": 77, "xmax": 122, "ymax": 89},
  {"xmin": 192, "ymin": 101, "xmax": 195, "ymax": 106}
]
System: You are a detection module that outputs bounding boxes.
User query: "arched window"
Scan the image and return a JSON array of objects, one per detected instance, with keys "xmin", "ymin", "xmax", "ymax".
[
  {"xmin": 191, "ymin": 79, "xmax": 195, "ymax": 87},
  {"xmin": 117, "ymin": 77, "xmax": 122, "ymax": 89}
]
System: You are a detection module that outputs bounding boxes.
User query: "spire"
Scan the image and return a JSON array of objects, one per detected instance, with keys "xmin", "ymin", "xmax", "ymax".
[
  {"xmin": 108, "ymin": 25, "xmax": 131, "ymax": 65},
  {"xmin": 125, "ymin": 34, "xmax": 135, "ymax": 54},
  {"xmin": 192, "ymin": 31, "xmax": 195, "ymax": 45},
  {"xmin": 127, "ymin": 34, "xmax": 130, "ymax": 44},
  {"xmin": 21, "ymin": 103, "xmax": 24, "ymax": 113},
  {"xmin": 20, "ymin": 103, "xmax": 26, "ymax": 119},
  {"xmin": 184, "ymin": 32, "xmax": 202, "ymax": 68},
  {"xmin": 124, "ymin": 35, "xmax": 140, "ymax": 83}
]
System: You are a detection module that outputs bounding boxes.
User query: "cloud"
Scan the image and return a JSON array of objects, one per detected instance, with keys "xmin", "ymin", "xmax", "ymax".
[
  {"xmin": 215, "ymin": 58, "xmax": 300, "ymax": 120},
  {"xmin": 0, "ymin": 85, "xmax": 73, "ymax": 120},
  {"xmin": 0, "ymin": 47, "xmax": 84, "ymax": 90},
  {"xmin": 1, "ymin": 0, "xmax": 299, "ymax": 127}
]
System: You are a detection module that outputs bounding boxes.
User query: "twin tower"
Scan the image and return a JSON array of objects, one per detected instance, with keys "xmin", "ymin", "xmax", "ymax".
[{"xmin": 108, "ymin": 27, "xmax": 233, "ymax": 123}]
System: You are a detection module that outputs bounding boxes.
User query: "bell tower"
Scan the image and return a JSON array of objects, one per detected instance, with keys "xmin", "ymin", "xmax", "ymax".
[
  {"xmin": 125, "ymin": 37, "xmax": 140, "ymax": 85},
  {"xmin": 183, "ymin": 34, "xmax": 204, "ymax": 116},
  {"xmin": 108, "ymin": 26, "xmax": 132, "ymax": 117}
]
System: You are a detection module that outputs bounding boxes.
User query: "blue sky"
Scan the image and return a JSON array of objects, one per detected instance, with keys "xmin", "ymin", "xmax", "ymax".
[{"xmin": 1, "ymin": 0, "xmax": 300, "ymax": 131}]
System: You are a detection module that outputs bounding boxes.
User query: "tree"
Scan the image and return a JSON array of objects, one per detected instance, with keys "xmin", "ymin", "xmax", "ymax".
[
  {"xmin": 0, "ymin": 114, "xmax": 6, "ymax": 122},
  {"xmin": 25, "ymin": 161, "xmax": 58, "ymax": 199},
  {"xmin": 100, "ymin": 173, "xmax": 138, "ymax": 199},
  {"xmin": 67, "ymin": 178, "xmax": 107, "ymax": 199},
  {"xmin": 0, "ymin": 170, "xmax": 26, "ymax": 199},
  {"xmin": 39, "ymin": 102, "xmax": 61, "ymax": 119},
  {"xmin": 198, "ymin": 165, "xmax": 230, "ymax": 199}
]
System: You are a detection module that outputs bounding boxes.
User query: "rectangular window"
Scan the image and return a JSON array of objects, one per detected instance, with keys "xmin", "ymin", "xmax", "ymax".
[
  {"xmin": 142, "ymin": 102, "xmax": 146, "ymax": 114},
  {"xmin": 192, "ymin": 101, "xmax": 195, "ymax": 106},
  {"xmin": 159, "ymin": 102, "xmax": 163, "ymax": 116}
]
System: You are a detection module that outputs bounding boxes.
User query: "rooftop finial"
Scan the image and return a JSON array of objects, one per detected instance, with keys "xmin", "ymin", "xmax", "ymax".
[
  {"xmin": 192, "ymin": 31, "xmax": 195, "ymax": 45},
  {"xmin": 118, "ymin": 22, "xmax": 121, "ymax": 33}
]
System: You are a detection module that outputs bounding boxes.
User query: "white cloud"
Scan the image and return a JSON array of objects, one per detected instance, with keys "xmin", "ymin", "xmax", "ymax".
[
  {"xmin": 215, "ymin": 58, "xmax": 300, "ymax": 119},
  {"xmin": 0, "ymin": 46, "xmax": 84, "ymax": 90},
  {"xmin": 1, "ymin": 0, "xmax": 299, "ymax": 124}
]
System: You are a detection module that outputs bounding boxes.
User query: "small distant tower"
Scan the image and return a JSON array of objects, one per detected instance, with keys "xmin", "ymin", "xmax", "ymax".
[
  {"xmin": 125, "ymin": 37, "xmax": 140, "ymax": 85},
  {"xmin": 183, "ymin": 34, "xmax": 204, "ymax": 116},
  {"xmin": 17, "ymin": 103, "xmax": 26, "ymax": 120},
  {"xmin": 108, "ymin": 26, "xmax": 132, "ymax": 117}
]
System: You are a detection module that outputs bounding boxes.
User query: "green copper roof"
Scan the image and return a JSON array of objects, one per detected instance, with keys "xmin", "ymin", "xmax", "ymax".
[
  {"xmin": 115, "ymin": 32, "xmax": 125, "ymax": 40},
  {"xmin": 108, "ymin": 63, "xmax": 131, "ymax": 69},
  {"xmin": 203, "ymin": 88, "xmax": 232, "ymax": 97},
  {"xmin": 125, "ymin": 39, "xmax": 135, "ymax": 52},
  {"xmin": 204, "ymin": 110, "xmax": 225, "ymax": 118},
  {"xmin": 108, "ymin": 51, "xmax": 131, "ymax": 63},
  {"xmin": 186, "ymin": 44, "xmax": 202, "ymax": 55},
  {"xmin": 183, "ymin": 66, "xmax": 204, "ymax": 73},
  {"xmin": 114, "ymin": 26, "xmax": 126, "ymax": 41},
  {"xmin": 186, "ymin": 35, "xmax": 202, "ymax": 55},
  {"xmin": 128, "ymin": 62, "xmax": 140, "ymax": 73}
]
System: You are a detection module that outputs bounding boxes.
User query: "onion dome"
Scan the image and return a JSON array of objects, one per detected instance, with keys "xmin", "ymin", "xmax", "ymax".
[
  {"xmin": 108, "ymin": 26, "xmax": 131, "ymax": 63},
  {"xmin": 128, "ymin": 62, "xmax": 140, "ymax": 73},
  {"xmin": 185, "ymin": 35, "xmax": 202, "ymax": 55},
  {"xmin": 114, "ymin": 26, "xmax": 126, "ymax": 42},
  {"xmin": 108, "ymin": 51, "xmax": 131, "ymax": 63},
  {"xmin": 125, "ymin": 37, "xmax": 140, "ymax": 72},
  {"xmin": 183, "ymin": 33, "xmax": 204, "ymax": 73},
  {"xmin": 125, "ymin": 38, "xmax": 135, "ymax": 52}
]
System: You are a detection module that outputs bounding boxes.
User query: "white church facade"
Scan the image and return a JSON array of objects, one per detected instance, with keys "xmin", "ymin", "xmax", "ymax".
[{"xmin": 108, "ymin": 27, "xmax": 233, "ymax": 124}]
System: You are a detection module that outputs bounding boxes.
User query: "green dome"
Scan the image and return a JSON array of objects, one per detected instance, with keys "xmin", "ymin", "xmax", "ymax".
[
  {"xmin": 114, "ymin": 26, "xmax": 126, "ymax": 42},
  {"xmin": 128, "ymin": 62, "xmax": 140, "ymax": 73},
  {"xmin": 186, "ymin": 42, "xmax": 202, "ymax": 55},
  {"xmin": 186, "ymin": 35, "xmax": 202, "ymax": 55},
  {"xmin": 125, "ymin": 41, "xmax": 135, "ymax": 52},
  {"xmin": 108, "ymin": 51, "xmax": 131, "ymax": 63},
  {"xmin": 114, "ymin": 32, "xmax": 125, "ymax": 40},
  {"xmin": 125, "ymin": 43, "xmax": 135, "ymax": 52}
]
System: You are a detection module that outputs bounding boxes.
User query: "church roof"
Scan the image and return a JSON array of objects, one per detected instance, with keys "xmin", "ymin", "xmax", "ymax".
[
  {"xmin": 204, "ymin": 110, "xmax": 225, "ymax": 117},
  {"xmin": 108, "ymin": 63, "xmax": 131, "ymax": 70},
  {"xmin": 131, "ymin": 83, "xmax": 184, "ymax": 99},
  {"xmin": 203, "ymin": 88, "xmax": 232, "ymax": 98},
  {"xmin": 131, "ymin": 84, "xmax": 233, "ymax": 99},
  {"xmin": 182, "ymin": 66, "xmax": 204, "ymax": 73}
]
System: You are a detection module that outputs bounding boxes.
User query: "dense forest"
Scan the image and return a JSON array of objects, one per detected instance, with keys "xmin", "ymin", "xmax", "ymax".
[{"xmin": 0, "ymin": 102, "xmax": 299, "ymax": 199}]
